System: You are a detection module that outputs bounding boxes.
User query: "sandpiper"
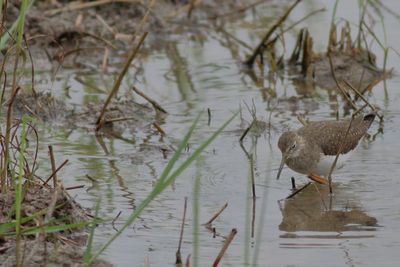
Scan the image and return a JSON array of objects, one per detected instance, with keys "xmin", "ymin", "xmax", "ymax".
[{"xmin": 277, "ymin": 113, "xmax": 375, "ymax": 184}]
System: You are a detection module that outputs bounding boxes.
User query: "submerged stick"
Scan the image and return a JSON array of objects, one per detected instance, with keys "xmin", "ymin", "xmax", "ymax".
[
  {"xmin": 286, "ymin": 182, "xmax": 311, "ymax": 199},
  {"xmin": 131, "ymin": 85, "xmax": 168, "ymax": 114},
  {"xmin": 244, "ymin": 0, "xmax": 302, "ymax": 67},
  {"xmin": 43, "ymin": 159, "xmax": 69, "ymax": 186},
  {"xmin": 185, "ymin": 254, "xmax": 191, "ymax": 267},
  {"xmin": 176, "ymin": 197, "xmax": 188, "ymax": 265},
  {"xmin": 48, "ymin": 145, "xmax": 57, "ymax": 188},
  {"xmin": 204, "ymin": 203, "xmax": 228, "ymax": 226},
  {"xmin": 291, "ymin": 177, "xmax": 296, "ymax": 190},
  {"xmin": 96, "ymin": 32, "xmax": 147, "ymax": 131},
  {"xmin": 239, "ymin": 121, "xmax": 254, "ymax": 143},
  {"xmin": 212, "ymin": 228, "xmax": 237, "ymax": 267},
  {"xmin": 207, "ymin": 108, "xmax": 211, "ymax": 126}
]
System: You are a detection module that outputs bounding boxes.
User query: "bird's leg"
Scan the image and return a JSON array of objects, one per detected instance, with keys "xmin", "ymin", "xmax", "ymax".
[{"xmin": 307, "ymin": 173, "xmax": 329, "ymax": 185}]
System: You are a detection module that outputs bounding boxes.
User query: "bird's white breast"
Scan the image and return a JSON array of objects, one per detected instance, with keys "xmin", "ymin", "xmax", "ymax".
[{"xmin": 310, "ymin": 151, "xmax": 352, "ymax": 177}]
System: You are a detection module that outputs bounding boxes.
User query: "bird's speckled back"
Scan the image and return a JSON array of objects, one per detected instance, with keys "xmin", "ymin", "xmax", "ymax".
[{"xmin": 297, "ymin": 113, "xmax": 375, "ymax": 156}]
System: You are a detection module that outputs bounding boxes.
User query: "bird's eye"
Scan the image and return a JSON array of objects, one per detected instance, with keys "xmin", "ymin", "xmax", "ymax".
[{"xmin": 290, "ymin": 143, "xmax": 296, "ymax": 150}]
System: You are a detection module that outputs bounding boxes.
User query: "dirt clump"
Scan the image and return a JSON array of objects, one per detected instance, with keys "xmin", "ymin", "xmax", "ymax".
[{"xmin": 0, "ymin": 184, "xmax": 113, "ymax": 266}]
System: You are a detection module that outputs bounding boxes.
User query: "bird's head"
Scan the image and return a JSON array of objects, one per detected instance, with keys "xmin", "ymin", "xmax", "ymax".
[{"xmin": 276, "ymin": 131, "xmax": 303, "ymax": 179}]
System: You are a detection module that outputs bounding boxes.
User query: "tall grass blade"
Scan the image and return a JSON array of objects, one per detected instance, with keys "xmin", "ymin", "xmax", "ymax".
[
  {"xmin": 15, "ymin": 115, "xmax": 29, "ymax": 267},
  {"xmin": 88, "ymin": 111, "xmax": 237, "ymax": 264},
  {"xmin": 0, "ymin": 0, "xmax": 34, "ymax": 50},
  {"xmin": 192, "ymin": 157, "xmax": 203, "ymax": 267},
  {"xmin": 83, "ymin": 198, "xmax": 101, "ymax": 267}
]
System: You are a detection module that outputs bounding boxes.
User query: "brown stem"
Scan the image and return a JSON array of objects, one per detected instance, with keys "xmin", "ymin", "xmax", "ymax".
[
  {"xmin": 48, "ymin": 145, "xmax": 57, "ymax": 188},
  {"xmin": 43, "ymin": 159, "xmax": 69, "ymax": 186},
  {"xmin": 244, "ymin": 0, "xmax": 302, "ymax": 67},
  {"xmin": 328, "ymin": 53, "xmax": 358, "ymax": 110},
  {"xmin": 286, "ymin": 182, "xmax": 311, "ymax": 199},
  {"xmin": 95, "ymin": 32, "xmax": 148, "ymax": 131},
  {"xmin": 176, "ymin": 197, "xmax": 188, "ymax": 265},
  {"xmin": 204, "ymin": 203, "xmax": 228, "ymax": 226},
  {"xmin": 131, "ymin": 85, "xmax": 168, "ymax": 114},
  {"xmin": 212, "ymin": 229, "xmax": 238, "ymax": 267}
]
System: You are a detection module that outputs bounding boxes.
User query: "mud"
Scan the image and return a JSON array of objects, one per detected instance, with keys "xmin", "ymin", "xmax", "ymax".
[{"xmin": 0, "ymin": 184, "xmax": 113, "ymax": 266}]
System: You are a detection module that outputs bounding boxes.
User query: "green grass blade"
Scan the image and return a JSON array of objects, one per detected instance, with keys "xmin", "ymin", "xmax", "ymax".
[
  {"xmin": 0, "ymin": 0, "xmax": 34, "ymax": 50},
  {"xmin": 88, "ymin": 111, "xmax": 237, "ymax": 264},
  {"xmin": 330, "ymin": 0, "xmax": 340, "ymax": 26},
  {"xmin": 192, "ymin": 158, "xmax": 202, "ymax": 267},
  {"xmin": 15, "ymin": 116, "xmax": 29, "ymax": 266},
  {"xmin": 21, "ymin": 221, "xmax": 90, "ymax": 235},
  {"xmin": 83, "ymin": 198, "xmax": 101, "ymax": 267},
  {"xmin": 158, "ymin": 111, "xmax": 203, "ymax": 183},
  {"xmin": 162, "ymin": 112, "xmax": 238, "ymax": 188},
  {"xmin": 0, "ymin": 207, "xmax": 51, "ymax": 235}
]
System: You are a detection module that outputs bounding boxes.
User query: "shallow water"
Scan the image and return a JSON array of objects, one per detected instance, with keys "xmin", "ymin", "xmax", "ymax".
[{"xmin": 33, "ymin": 0, "xmax": 400, "ymax": 266}]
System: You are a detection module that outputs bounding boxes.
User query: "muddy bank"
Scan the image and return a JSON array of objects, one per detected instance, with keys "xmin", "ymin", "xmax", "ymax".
[
  {"xmin": 0, "ymin": 184, "xmax": 113, "ymax": 266},
  {"xmin": 3, "ymin": 0, "xmax": 252, "ymax": 66}
]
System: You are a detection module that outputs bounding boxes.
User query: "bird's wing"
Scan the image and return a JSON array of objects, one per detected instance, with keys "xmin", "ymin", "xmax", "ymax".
[{"xmin": 298, "ymin": 115, "xmax": 373, "ymax": 156}]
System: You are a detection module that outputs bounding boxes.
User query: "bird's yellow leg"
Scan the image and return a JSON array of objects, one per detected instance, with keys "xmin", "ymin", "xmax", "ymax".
[{"xmin": 307, "ymin": 173, "xmax": 329, "ymax": 185}]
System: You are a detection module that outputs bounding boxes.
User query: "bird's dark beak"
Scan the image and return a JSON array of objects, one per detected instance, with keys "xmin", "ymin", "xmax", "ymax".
[{"xmin": 276, "ymin": 156, "xmax": 285, "ymax": 180}]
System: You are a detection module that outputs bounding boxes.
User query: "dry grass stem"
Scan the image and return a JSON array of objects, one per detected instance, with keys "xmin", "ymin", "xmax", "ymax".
[
  {"xmin": 44, "ymin": 159, "xmax": 69, "ymax": 186},
  {"xmin": 328, "ymin": 53, "xmax": 358, "ymax": 110},
  {"xmin": 212, "ymin": 228, "xmax": 237, "ymax": 267},
  {"xmin": 48, "ymin": 145, "xmax": 58, "ymax": 188},
  {"xmin": 131, "ymin": 85, "xmax": 168, "ymax": 114},
  {"xmin": 176, "ymin": 197, "xmax": 188, "ymax": 265},
  {"xmin": 244, "ymin": 0, "xmax": 302, "ymax": 67},
  {"xmin": 344, "ymin": 80, "xmax": 383, "ymax": 121},
  {"xmin": 95, "ymin": 32, "xmax": 147, "ymax": 131},
  {"xmin": 204, "ymin": 203, "xmax": 228, "ymax": 226},
  {"xmin": 286, "ymin": 182, "xmax": 311, "ymax": 199}
]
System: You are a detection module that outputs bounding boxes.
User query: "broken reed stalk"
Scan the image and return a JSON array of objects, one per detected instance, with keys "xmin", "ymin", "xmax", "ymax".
[
  {"xmin": 327, "ymin": 53, "xmax": 358, "ymax": 110},
  {"xmin": 286, "ymin": 182, "xmax": 311, "ymax": 199},
  {"xmin": 185, "ymin": 254, "xmax": 191, "ymax": 267},
  {"xmin": 95, "ymin": 32, "xmax": 147, "ymax": 131},
  {"xmin": 43, "ymin": 159, "xmax": 69, "ymax": 186},
  {"xmin": 244, "ymin": 0, "xmax": 302, "ymax": 67},
  {"xmin": 204, "ymin": 203, "xmax": 228, "ymax": 226},
  {"xmin": 176, "ymin": 197, "xmax": 188, "ymax": 265},
  {"xmin": 250, "ymin": 154, "xmax": 256, "ymax": 198},
  {"xmin": 327, "ymin": 115, "xmax": 355, "ymax": 194},
  {"xmin": 291, "ymin": 177, "xmax": 296, "ymax": 190},
  {"xmin": 251, "ymin": 191, "xmax": 256, "ymax": 238},
  {"xmin": 152, "ymin": 122, "xmax": 166, "ymax": 137},
  {"xmin": 131, "ymin": 85, "xmax": 168, "ymax": 114},
  {"xmin": 144, "ymin": 256, "xmax": 150, "ymax": 267},
  {"xmin": 65, "ymin": 185, "xmax": 85, "ymax": 190},
  {"xmin": 212, "ymin": 228, "xmax": 237, "ymax": 267},
  {"xmin": 343, "ymin": 80, "xmax": 384, "ymax": 121},
  {"xmin": 48, "ymin": 145, "xmax": 57, "ymax": 188},
  {"xmin": 239, "ymin": 121, "xmax": 254, "ymax": 142},
  {"xmin": 207, "ymin": 108, "xmax": 211, "ymax": 126}
]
